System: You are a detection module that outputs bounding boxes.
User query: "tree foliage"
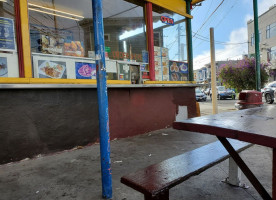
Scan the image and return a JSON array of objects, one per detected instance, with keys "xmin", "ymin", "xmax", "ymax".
[{"xmin": 217, "ymin": 58, "xmax": 270, "ymax": 92}]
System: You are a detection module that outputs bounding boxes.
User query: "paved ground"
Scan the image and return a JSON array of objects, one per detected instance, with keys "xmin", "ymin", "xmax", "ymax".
[{"xmin": 0, "ymin": 100, "xmax": 273, "ymax": 200}]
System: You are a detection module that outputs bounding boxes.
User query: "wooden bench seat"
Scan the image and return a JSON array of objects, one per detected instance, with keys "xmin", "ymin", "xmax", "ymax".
[{"xmin": 121, "ymin": 139, "xmax": 253, "ymax": 200}]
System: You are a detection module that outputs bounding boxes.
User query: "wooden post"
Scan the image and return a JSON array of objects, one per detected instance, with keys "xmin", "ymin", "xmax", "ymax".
[{"xmin": 210, "ymin": 27, "xmax": 218, "ymax": 114}]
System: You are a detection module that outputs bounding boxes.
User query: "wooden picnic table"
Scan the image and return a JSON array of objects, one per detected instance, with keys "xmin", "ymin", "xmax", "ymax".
[{"xmin": 173, "ymin": 106, "xmax": 276, "ymax": 200}]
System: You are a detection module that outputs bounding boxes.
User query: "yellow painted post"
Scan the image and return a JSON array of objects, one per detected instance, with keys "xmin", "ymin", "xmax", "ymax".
[{"xmin": 19, "ymin": 0, "xmax": 32, "ymax": 78}]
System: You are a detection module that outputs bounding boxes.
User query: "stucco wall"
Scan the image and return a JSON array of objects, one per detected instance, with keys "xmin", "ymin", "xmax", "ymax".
[
  {"xmin": 0, "ymin": 86, "xmax": 197, "ymax": 164},
  {"xmin": 0, "ymin": 89, "xmax": 99, "ymax": 164}
]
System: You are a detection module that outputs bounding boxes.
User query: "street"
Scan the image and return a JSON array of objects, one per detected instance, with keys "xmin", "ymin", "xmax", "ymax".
[{"xmin": 198, "ymin": 96, "xmax": 270, "ymax": 116}]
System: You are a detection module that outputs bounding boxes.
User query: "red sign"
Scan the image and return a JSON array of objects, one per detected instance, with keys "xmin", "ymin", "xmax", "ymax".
[
  {"xmin": 161, "ymin": 16, "xmax": 174, "ymax": 26},
  {"xmin": 111, "ymin": 51, "xmax": 142, "ymax": 62}
]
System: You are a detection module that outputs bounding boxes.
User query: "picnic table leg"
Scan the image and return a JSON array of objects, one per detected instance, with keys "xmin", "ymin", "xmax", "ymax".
[
  {"xmin": 217, "ymin": 136, "xmax": 272, "ymax": 200},
  {"xmin": 144, "ymin": 190, "xmax": 169, "ymax": 200},
  {"xmin": 273, "ymin": 148, "xmax": 276, "ymax": 200}
]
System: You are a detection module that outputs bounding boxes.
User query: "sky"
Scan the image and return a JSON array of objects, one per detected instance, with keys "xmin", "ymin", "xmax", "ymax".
[{"xmin": 169, "ymin": 0, "xmax": 276, "ymax": 70}]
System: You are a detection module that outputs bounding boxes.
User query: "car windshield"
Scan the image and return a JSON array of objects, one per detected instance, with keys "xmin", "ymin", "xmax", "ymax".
[
  {"xmin": 195, "ymin": 89, "xmax": 201, "ymax": 93},
  {"xmin": 217, "ymin": 86, "xmax": 225, "ymax": 91},
  {"xmin": 267, "ymin": 82, "xmax": 276, "ymax": 87}
]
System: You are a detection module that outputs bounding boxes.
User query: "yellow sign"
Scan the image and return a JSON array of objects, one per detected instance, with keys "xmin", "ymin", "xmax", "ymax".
[{"xmin": 146, "ymin": 0, "xmax": 193, "ymax": 18}]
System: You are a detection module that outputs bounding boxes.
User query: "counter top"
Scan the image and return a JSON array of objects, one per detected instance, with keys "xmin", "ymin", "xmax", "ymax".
[{"xmin": 0, "ymin": 83, "xmax": 202, "ymax": 89}]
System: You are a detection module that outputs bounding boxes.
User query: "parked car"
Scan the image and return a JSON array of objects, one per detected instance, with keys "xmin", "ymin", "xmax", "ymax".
[
  {"xmin": 210, "ymin": 86, "xmax": 236, "ymax": 100},
  {"xmin": 261, "ymin": 81, "xmax": 276, "ymax": 96},
  {"xmin": 195, "ymin": 88, "xmax": 207, "ymax": 101},
  {"xmin": 264, "ymin": 87, "xmax": 276, "ymax": 104}
]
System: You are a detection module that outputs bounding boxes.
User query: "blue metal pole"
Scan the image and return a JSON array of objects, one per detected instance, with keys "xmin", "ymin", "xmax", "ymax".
[{"xmin": 92, "ymin": 0, "xmax": 112, "ymax": 198}]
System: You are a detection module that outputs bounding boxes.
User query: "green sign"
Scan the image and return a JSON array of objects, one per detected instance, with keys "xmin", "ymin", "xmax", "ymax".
[{"xmin": 105, "ymin": 46, "xmax": 111, "ymax": 53}]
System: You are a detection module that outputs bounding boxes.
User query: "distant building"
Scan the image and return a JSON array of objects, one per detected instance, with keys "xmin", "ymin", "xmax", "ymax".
[
  {"xmin": 247, "ymin": 4, "xmax": 276, "ymax": 81},
  {"xmin": 194, "ymin": 60, "xmax": 239, "ymax": 87}
]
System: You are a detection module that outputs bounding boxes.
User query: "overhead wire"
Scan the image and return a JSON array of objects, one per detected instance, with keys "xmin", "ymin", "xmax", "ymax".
[
  {"xmin": 193, "ymin": 0, "xmax": 239, "ymax": 50},
  {"xmin": 193, "ymin": 0, "xmax": 225, "ymax": 38}
]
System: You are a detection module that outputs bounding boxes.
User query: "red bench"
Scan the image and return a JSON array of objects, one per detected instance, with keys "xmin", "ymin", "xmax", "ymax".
[{"xmin": 121, "ymin": 139, "xmax": 252, "ymax": 200}]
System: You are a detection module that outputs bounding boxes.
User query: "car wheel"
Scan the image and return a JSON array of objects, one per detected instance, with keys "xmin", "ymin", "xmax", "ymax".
[
  {"xmin": 218, "ymin": 95, "xmax": 222, "ymax": 100},
  {"xmin": 265, "ymin": 93, "xmax": 274, "ymax": 104},
  {"xmin": 232, "ymin": 95, "xmax": 235, "ymax": 100}
]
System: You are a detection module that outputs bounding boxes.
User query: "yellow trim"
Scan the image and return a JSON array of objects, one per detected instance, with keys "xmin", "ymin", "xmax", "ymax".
[
  {"xmin": 191, "ymin": 0, "xmax": 205, "ymax": 5},
  {"xmin": 0, "ymin": 78, "xmax": 30, "ymax": 84},
  {"xmin": 0, "ymin": 78, "xmax": 131, "ymax": 85},
  {"xmin": 144, "ymin": 81, "xmax": 196, "ymax": 84},
  {"xmin": 20, "ymin": 0, "xmax": 32, "ymax": 78},
  {"xmin": 146, "ymin": 0, "xmax": 193, "ymax": 19}
]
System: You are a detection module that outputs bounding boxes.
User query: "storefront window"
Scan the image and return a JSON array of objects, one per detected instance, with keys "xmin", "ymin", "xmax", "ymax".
[
  {"xmin": 103, "ymin": 0, "xmax": 146, "ymax": 82},
  {"xmin": 152, "ymin": 8, "xmax": 187, "ymax": 81},
  {"xmin": 271, "ymin": 46, "xmax": 276, "ymax": 61},
  {"xmin": 28, "ymin": 0, "xmax": 96, "ymax": 80},
  {"xmin": 0, "ymin": 0, "xmax": 19, "ymax": 78}
]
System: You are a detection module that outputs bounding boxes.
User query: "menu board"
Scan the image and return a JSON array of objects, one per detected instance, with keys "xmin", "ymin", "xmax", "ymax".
[
  {"xmin": 169, "ymin": 61, "xmax": 188, "ymax": 81},
  {"xmin": 154, "ymin": 46, "xmax": 169, "ymax": 81},
  {"xmin": 0, "ymin": 17, "xmax": 15, "ymax": 51}
]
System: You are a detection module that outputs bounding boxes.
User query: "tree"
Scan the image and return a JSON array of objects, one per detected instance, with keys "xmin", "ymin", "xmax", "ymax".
[{"xmin": 217, "ymin": 58, "xmax": 270, "ymax": 93}]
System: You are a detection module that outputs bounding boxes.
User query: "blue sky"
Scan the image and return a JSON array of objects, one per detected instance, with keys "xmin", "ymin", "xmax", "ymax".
[{"xmin": 169, "ymin": 0, "xmax": 275, "ymax": 69}]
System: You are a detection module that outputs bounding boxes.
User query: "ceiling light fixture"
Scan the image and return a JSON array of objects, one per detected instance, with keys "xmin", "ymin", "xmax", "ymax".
[
  {"xmin": 28, "ymin": 3, "xmax": 84, "ymax": 20},
  {"xmin": 28, "ymin": 8, "xmax": 82, "ymax": 21}
]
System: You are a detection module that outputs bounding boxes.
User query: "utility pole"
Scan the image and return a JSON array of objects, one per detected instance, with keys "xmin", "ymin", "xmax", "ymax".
[
  {"xmin": 181, "ymin": 43, "xmax": 185, "ymax": 61},
  {"xmin": 253, "ymin": 0, "xmax": 261, "ymax": 91},
  {"xmin": 178, "ymin": 24, "xmax": 181, "ymax": 61},
  {"xmin": 210, "ymin": 27, "xmax": 218, "ymax": 114}
]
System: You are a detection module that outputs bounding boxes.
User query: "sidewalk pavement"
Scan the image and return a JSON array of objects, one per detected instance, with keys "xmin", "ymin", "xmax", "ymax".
[{"xmin": 0, "ymin": 127, "xmax": 272, "ymax": 200}]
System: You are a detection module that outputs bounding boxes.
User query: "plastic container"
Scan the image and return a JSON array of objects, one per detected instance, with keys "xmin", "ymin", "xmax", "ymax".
[{"xmin": 235, "ymin": 90, "xmax": 263, "ymax": 110}]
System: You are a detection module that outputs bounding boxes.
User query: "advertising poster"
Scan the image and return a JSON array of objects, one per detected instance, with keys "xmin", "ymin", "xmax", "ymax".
[
  {"xmin": 169, "ymin": 61, "xmax": 188, "ymax": 81},
  {"xmin": 38, "ymin": 60, "xmax": 67, "ymax": 79},
  {"xmin": 0, "ymin": 17, "xmax": 15, "ymax": 51},
  {"xmin": 75, "ymin": 62, "xmax": 96, "ymax": 79},
  {"xmin": 142, "ymin": 50, "xmax": 149, "ymax": 64},
  {"xmin": 0, "ymin": 57, "xmax": 7, "ymax": 77},
  {"xmin": 30, "ymin": 24, "xmax": 73, "ymax": 53}
]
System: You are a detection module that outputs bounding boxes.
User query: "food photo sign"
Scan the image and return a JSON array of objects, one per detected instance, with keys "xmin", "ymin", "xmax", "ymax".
[
  {"xmin": 38, "ymin": 60, "xmax": 67, "ymax": 79},
  {"xmin": 169, "ymin": 61, "xmax": 188, "ymax": 81},
  {"xmin": 75, "ymin": 62, "xmax": 96, "ymax": 79}
]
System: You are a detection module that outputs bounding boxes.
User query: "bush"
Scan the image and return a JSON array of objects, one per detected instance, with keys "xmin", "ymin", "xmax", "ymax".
[{"xmin": 217, "ymin": 58, "xmax": 270, "ymax": 93}]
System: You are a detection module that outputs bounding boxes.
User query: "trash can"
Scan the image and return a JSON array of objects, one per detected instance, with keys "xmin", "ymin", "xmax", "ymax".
[{"xmin": 235, "ymin": 90, "xmax": 263, "ymax": 110}]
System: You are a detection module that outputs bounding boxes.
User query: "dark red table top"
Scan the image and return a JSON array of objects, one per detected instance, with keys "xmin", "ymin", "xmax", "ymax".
[{"xmin": 173, "ymin": 106, "xmax": 276, "ymax": 148}]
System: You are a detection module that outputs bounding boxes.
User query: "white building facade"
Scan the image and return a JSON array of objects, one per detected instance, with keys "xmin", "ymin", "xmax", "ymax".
[{"xmin": 248, "ymin": 5, "xmax": 276, "ymax": 81}]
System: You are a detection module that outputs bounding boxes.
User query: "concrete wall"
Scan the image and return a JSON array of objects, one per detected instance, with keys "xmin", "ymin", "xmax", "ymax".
[{"xmin": 0, "ymin": 86, "xmax": 196, "ymax": 164}]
